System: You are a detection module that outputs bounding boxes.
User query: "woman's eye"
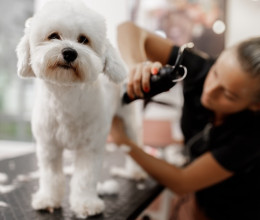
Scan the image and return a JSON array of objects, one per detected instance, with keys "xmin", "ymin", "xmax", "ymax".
[
  {"xmin": 224, "ymin": 93, "xmax": 236, "ymax": 101},
  {"xmin": 78, "ymin": 35, "xmax": 89, "ymax": 45},
  {"xmin": 213, "ymin": 70, "xmax": 218, "ymax": 78},
  {"xmin": 48, "ymin": 33, "xmax": 61, "ymax": 40}
]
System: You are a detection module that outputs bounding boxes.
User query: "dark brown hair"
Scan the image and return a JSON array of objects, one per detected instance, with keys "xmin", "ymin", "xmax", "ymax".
[
  {"xmin": 236, "ymin": 37, "xmax": 260, "ymax": 101},
  {"xmin": 236, "ymin": 37, "xmax": 260, "ymax": 77}
]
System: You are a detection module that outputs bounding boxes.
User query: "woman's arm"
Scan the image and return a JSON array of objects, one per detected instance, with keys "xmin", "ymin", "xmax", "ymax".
[
  {"xmin": 117, "ymin": 21, "xmax": 174, "ymax": 66},
  {"xmin": 111, "ymin": 117, "xmax": 233, "ymax": 196},
  {"xmin": 115, "ymin": 23, "xmax": 233, "ymax": 195},
  {"xmin": 117, "ymin": 21, "xmax": 176, "ymax": 98}
]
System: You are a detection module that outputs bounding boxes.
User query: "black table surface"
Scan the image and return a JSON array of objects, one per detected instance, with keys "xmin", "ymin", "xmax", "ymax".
[{"xmin": 0, "ymin": 148, "xmax": 164, "ymax": 220}]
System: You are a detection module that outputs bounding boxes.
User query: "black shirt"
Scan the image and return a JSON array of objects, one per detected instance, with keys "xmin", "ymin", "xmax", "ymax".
[{"xmin": 168, "ymin": 46, "xmax": 260, "ymax": 220}]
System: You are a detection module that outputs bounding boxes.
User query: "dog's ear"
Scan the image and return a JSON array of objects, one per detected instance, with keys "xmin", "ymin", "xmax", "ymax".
[
  {"xmin": 16, "ymin": 17, "xmax": 35, "ymax": 78},
  {"xmin": 102, "ymin": 40, "xmax": 127, "ymax": 83}
]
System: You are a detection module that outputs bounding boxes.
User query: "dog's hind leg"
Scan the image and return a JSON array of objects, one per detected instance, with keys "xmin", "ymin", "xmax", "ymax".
[
  {"xmin": 111, "ymin": 103, "xmax": 148, "ymax": 180},
  {"xmin": 31, "ymin": 143, "xmax": 65, "ymax": 212},
  {"xmin": 69, "ymin": 144, "xmax": 105, "ymax": 218}
]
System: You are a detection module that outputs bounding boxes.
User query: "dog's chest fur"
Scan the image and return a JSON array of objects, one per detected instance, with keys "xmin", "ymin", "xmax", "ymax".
[{"xmin": 32, "ymin": 77, "xmax": 119, "ymax": 149}]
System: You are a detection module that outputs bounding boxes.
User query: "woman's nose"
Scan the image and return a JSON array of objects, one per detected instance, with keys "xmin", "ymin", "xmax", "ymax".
[{"xmin": 205, "ymin": 80, "xmax": 219, "ymax": 97}]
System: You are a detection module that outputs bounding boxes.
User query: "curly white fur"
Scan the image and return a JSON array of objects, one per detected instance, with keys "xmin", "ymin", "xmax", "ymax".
[{"xmin": 16, "ymin": 0, "xmax": 147, "ymax": 218}]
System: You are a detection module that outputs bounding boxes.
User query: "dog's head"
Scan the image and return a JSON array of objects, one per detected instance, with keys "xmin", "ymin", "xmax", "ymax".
[{"xmin": 16, "ymin": 0, "xmax": 127, "ymax": 85}]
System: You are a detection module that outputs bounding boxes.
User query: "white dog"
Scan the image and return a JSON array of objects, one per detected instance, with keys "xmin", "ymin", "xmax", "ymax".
[{"xmin": 16, "ymin": 0, "xmax": 146, "ymax": 218}]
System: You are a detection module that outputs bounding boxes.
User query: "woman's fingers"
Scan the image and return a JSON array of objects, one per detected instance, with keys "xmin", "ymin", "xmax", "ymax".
[
  {"xmin": 141, "ymin": 61, "xmax": 162, "ymax": 93},
  {"xmin": 127, "ymin": 61, "xmax": 162, "ymax": 99},
  {"xmin": 151, "ymin": 62, "xmax": 162, "ymax": 75},
  {"xmin": 127, "ymin": 67, "xmax": 136, "ymax": 99},
  {"xmin": 142, "ymin": 62, "xmax": 153, "ymax": 93},
  {"xmin": 133, "ymin": 64, "xmax": 144, "ymax": 97}
]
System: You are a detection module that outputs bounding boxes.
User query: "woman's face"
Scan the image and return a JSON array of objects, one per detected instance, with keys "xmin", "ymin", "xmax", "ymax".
[{"xmin": 201, "ymin": 49, "xmax": 260, "ymax": 118}]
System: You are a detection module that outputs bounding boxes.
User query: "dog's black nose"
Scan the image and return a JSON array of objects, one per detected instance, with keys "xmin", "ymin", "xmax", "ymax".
[{"xmin": 62, "ymin": 48, "xmax": 78, "ymax": 63}]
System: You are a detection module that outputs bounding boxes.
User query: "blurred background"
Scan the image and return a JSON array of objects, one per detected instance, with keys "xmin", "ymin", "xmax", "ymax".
[{"xmin": 0, "ymin": 0, "xmax": 260, "ymax": 142}]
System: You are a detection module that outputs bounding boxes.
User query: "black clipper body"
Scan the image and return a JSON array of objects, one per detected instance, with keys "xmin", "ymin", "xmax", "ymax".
[
  {"xmin": 122, "ymin": 43, "xmax": 193, "ymax": 104},
  {"xmin": 122, "ymin": 65, "xmax": 184, "ymax": 104}
]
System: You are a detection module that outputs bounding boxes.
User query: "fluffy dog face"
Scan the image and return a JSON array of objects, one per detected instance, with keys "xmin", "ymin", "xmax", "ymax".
[{"xmin": 17, "ymin": 0, "xmax": 126, "ymax": 85}]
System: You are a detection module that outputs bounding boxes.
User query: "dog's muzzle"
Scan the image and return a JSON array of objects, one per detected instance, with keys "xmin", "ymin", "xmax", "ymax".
[{"xmin": 62, "ymin": 47, "xmax": 78, "ymax": 63}]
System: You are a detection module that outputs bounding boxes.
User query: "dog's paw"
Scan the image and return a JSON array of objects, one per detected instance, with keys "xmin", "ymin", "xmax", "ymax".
[
  {"xmin": 70, "ymin": 195, "xmax": 105, "ymax": 218},
  {"xmin": 110, "ymin": 166, "xmax": 148, "ymax": 181},
  {"xmin": 31, "ymin": 191, "xmax": 62, "ymax": 212}
]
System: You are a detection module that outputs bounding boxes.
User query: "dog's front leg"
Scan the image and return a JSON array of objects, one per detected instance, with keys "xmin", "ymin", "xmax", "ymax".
[
  {"xmin": 70, "ymin": 146, "xmax": 105, "ymax": 218},
  {"xmin": 32, "ymin": 143, "xmax": 65, "ymax": 212}
]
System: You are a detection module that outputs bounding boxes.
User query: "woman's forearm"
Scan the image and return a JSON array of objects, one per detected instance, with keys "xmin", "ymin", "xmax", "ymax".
[
  {"xmin": 117, "ymin": 21, "xmax": 175, "ymax": 67},
  {"xmin": 117, "ymin": 21, "xmax": 147, "ymax": 66},
  {"xmin": 124, "ymin": 138, "xmax": 187, "ymax": 195},
  {"xmin": 111, "ymin": 117, "xmax": 232, "ymax": 195},
  {"xmin": 123, "ymin": 138, "xmax": 232, "ymax": 196}
]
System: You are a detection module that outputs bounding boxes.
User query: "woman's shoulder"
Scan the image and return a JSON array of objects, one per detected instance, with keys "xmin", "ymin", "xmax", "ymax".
[{"xmin": 167, "ymin": 46, "xmax": 215, "ymax": 89}]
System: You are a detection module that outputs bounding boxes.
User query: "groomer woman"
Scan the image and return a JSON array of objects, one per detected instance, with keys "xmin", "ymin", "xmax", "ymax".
[{"xmin": 110, "ymin": 21, "xmax": 260, "ymax": 220}]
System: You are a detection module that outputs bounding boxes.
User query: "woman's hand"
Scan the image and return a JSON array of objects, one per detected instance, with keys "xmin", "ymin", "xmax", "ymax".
[
  {"xmin": 110, "ymin": 116, "xmax": 130, "ymax": 146},
  {"xmin": 127, "ymin": 61, "xmax": 162, "ymax": 99}
]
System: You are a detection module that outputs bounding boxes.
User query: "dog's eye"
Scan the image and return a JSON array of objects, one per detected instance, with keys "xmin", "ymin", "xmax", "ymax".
[
  {"xmin": 78, "ymin": 35, "xmax": 89, "ymax": 45},
  {"xmin": 48, "ymin": 33, "xmax": 61, "ymax": 40}
]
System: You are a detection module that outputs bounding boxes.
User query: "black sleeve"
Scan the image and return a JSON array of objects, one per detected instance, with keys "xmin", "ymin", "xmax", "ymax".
[
  {"xmin": 212, "ymin": 135, "xmax": 260, "ymax": 172},
  {"xmin": 167, "ymin": 46, "xmax": 215, "ymax": 89},
  {"xmin": 167, "ymin": 46, "xmax": 179, "ymax": 65},
  {"xmin": 167, "ymin": 46, "xmax": 216, "ymax": 143}
]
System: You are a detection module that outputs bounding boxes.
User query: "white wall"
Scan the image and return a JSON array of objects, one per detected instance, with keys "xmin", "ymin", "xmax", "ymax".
[
  {"xmin": 226, "ymin": 0, "xmax": 260, "ymax": 47},
  {"xmin": 83, "ymin": 0, "xmax": 129, "ymax": 47},
  {"xmin": 34, "ymin": 0, "xmax": 260, "ymax": 48}
]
